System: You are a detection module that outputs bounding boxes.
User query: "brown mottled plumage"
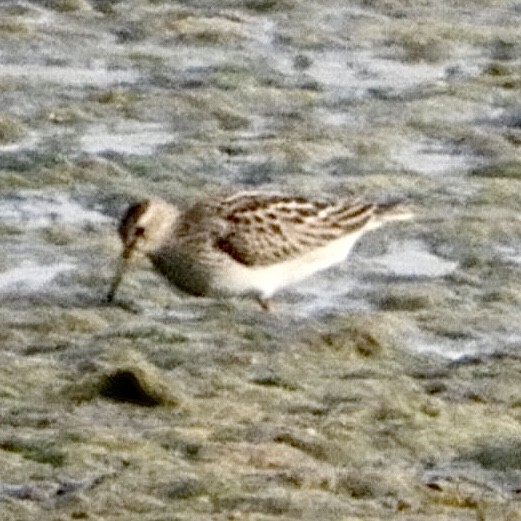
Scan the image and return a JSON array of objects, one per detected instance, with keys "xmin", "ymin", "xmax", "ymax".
[{"xmin": 106, "ymin": 191, "xmax": 413, "ymax": 310}]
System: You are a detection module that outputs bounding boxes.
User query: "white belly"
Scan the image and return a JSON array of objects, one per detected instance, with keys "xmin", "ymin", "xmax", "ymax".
[{"xmin": 212, "ymin": 232, "xmax": 364, "ymax": 298}]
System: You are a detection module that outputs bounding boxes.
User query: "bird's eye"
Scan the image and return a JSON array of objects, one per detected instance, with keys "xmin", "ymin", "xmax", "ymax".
[{"xmin": 135, "ymin": 226, "xmax": 145, "ymax": 237}]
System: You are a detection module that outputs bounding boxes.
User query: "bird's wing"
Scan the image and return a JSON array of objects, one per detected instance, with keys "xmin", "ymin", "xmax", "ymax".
[{"xmin": 213, "ymin": 193, "xmax": 376, "ymax": 266}]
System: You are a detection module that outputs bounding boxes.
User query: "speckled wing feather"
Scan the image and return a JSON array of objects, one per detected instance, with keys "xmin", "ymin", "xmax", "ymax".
[{"xmin": 212, "ymin": 193, "xmax": 376, "ymax": 266}]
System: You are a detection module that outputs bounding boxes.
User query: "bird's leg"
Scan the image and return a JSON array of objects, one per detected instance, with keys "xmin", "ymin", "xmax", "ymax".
[{"xmin": 256, "ymin": 297, "xmax": 272, "ymax": 312}]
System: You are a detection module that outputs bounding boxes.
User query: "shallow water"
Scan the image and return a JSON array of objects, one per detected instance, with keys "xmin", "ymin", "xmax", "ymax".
[
  {"xmin": 0, "ymin": 191, "xmax": 111, "ymax": 227},
  {"xmin": 79, "ymin": 121, "xmax": 174, "ymax": 155},
  {"xmin": 370, "ymin": 240, "xmax": 459, "ymax": 278}
]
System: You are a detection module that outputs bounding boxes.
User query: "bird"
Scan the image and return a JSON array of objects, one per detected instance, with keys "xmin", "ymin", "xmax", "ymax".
[{"xmin": 106, "ymin": 191, "xmax": 413, "ymax": 311}]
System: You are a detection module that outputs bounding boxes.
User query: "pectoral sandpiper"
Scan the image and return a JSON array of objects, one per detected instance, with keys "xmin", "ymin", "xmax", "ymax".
[{"xmin": 106, "ymin": 192, "xmax": 413, "ymax": 310}]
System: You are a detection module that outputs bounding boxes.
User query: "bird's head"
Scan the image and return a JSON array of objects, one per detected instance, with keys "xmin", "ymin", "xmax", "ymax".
[{"xmin": 106, "ymin": 198, "xmax": 180, "ymax": 302}]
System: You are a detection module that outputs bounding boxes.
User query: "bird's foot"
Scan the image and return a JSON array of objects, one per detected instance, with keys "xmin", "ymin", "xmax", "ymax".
[{"xmin": 256, "ymin": 297, "xmax": 272, "ymax": 312}]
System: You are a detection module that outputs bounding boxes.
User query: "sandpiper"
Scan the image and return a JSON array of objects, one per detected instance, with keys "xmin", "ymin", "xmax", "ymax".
[{"xmin": 106, "ymin": 191, "xmax": 413, "ymax": 310}]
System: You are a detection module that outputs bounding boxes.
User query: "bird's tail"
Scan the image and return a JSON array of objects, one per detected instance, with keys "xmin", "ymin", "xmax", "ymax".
[{"xmin": 373, "ymin": 200, "xmax": 415, "ymax": 224}]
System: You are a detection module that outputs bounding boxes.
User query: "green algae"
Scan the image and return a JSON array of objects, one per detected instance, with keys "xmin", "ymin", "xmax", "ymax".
[
  {"xmin": 470, "ymin": 160, "xmax": 521, "ymax": 179},
  {"xmin": 0, "ymin": 114, "xmax": 25, "ymax": 143},
  {"xmin": 0, "ymin": 21, "xmax": 31, "ymax": 39},
  {"xmin": 0, "ymin": 439, "xmax": 66, "ymax": 467}
]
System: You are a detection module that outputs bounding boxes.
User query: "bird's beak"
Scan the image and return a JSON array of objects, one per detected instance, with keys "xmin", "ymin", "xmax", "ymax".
[{"xmin": 105, "ymin": 239, "xmax": 137, "ymax": 303}]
